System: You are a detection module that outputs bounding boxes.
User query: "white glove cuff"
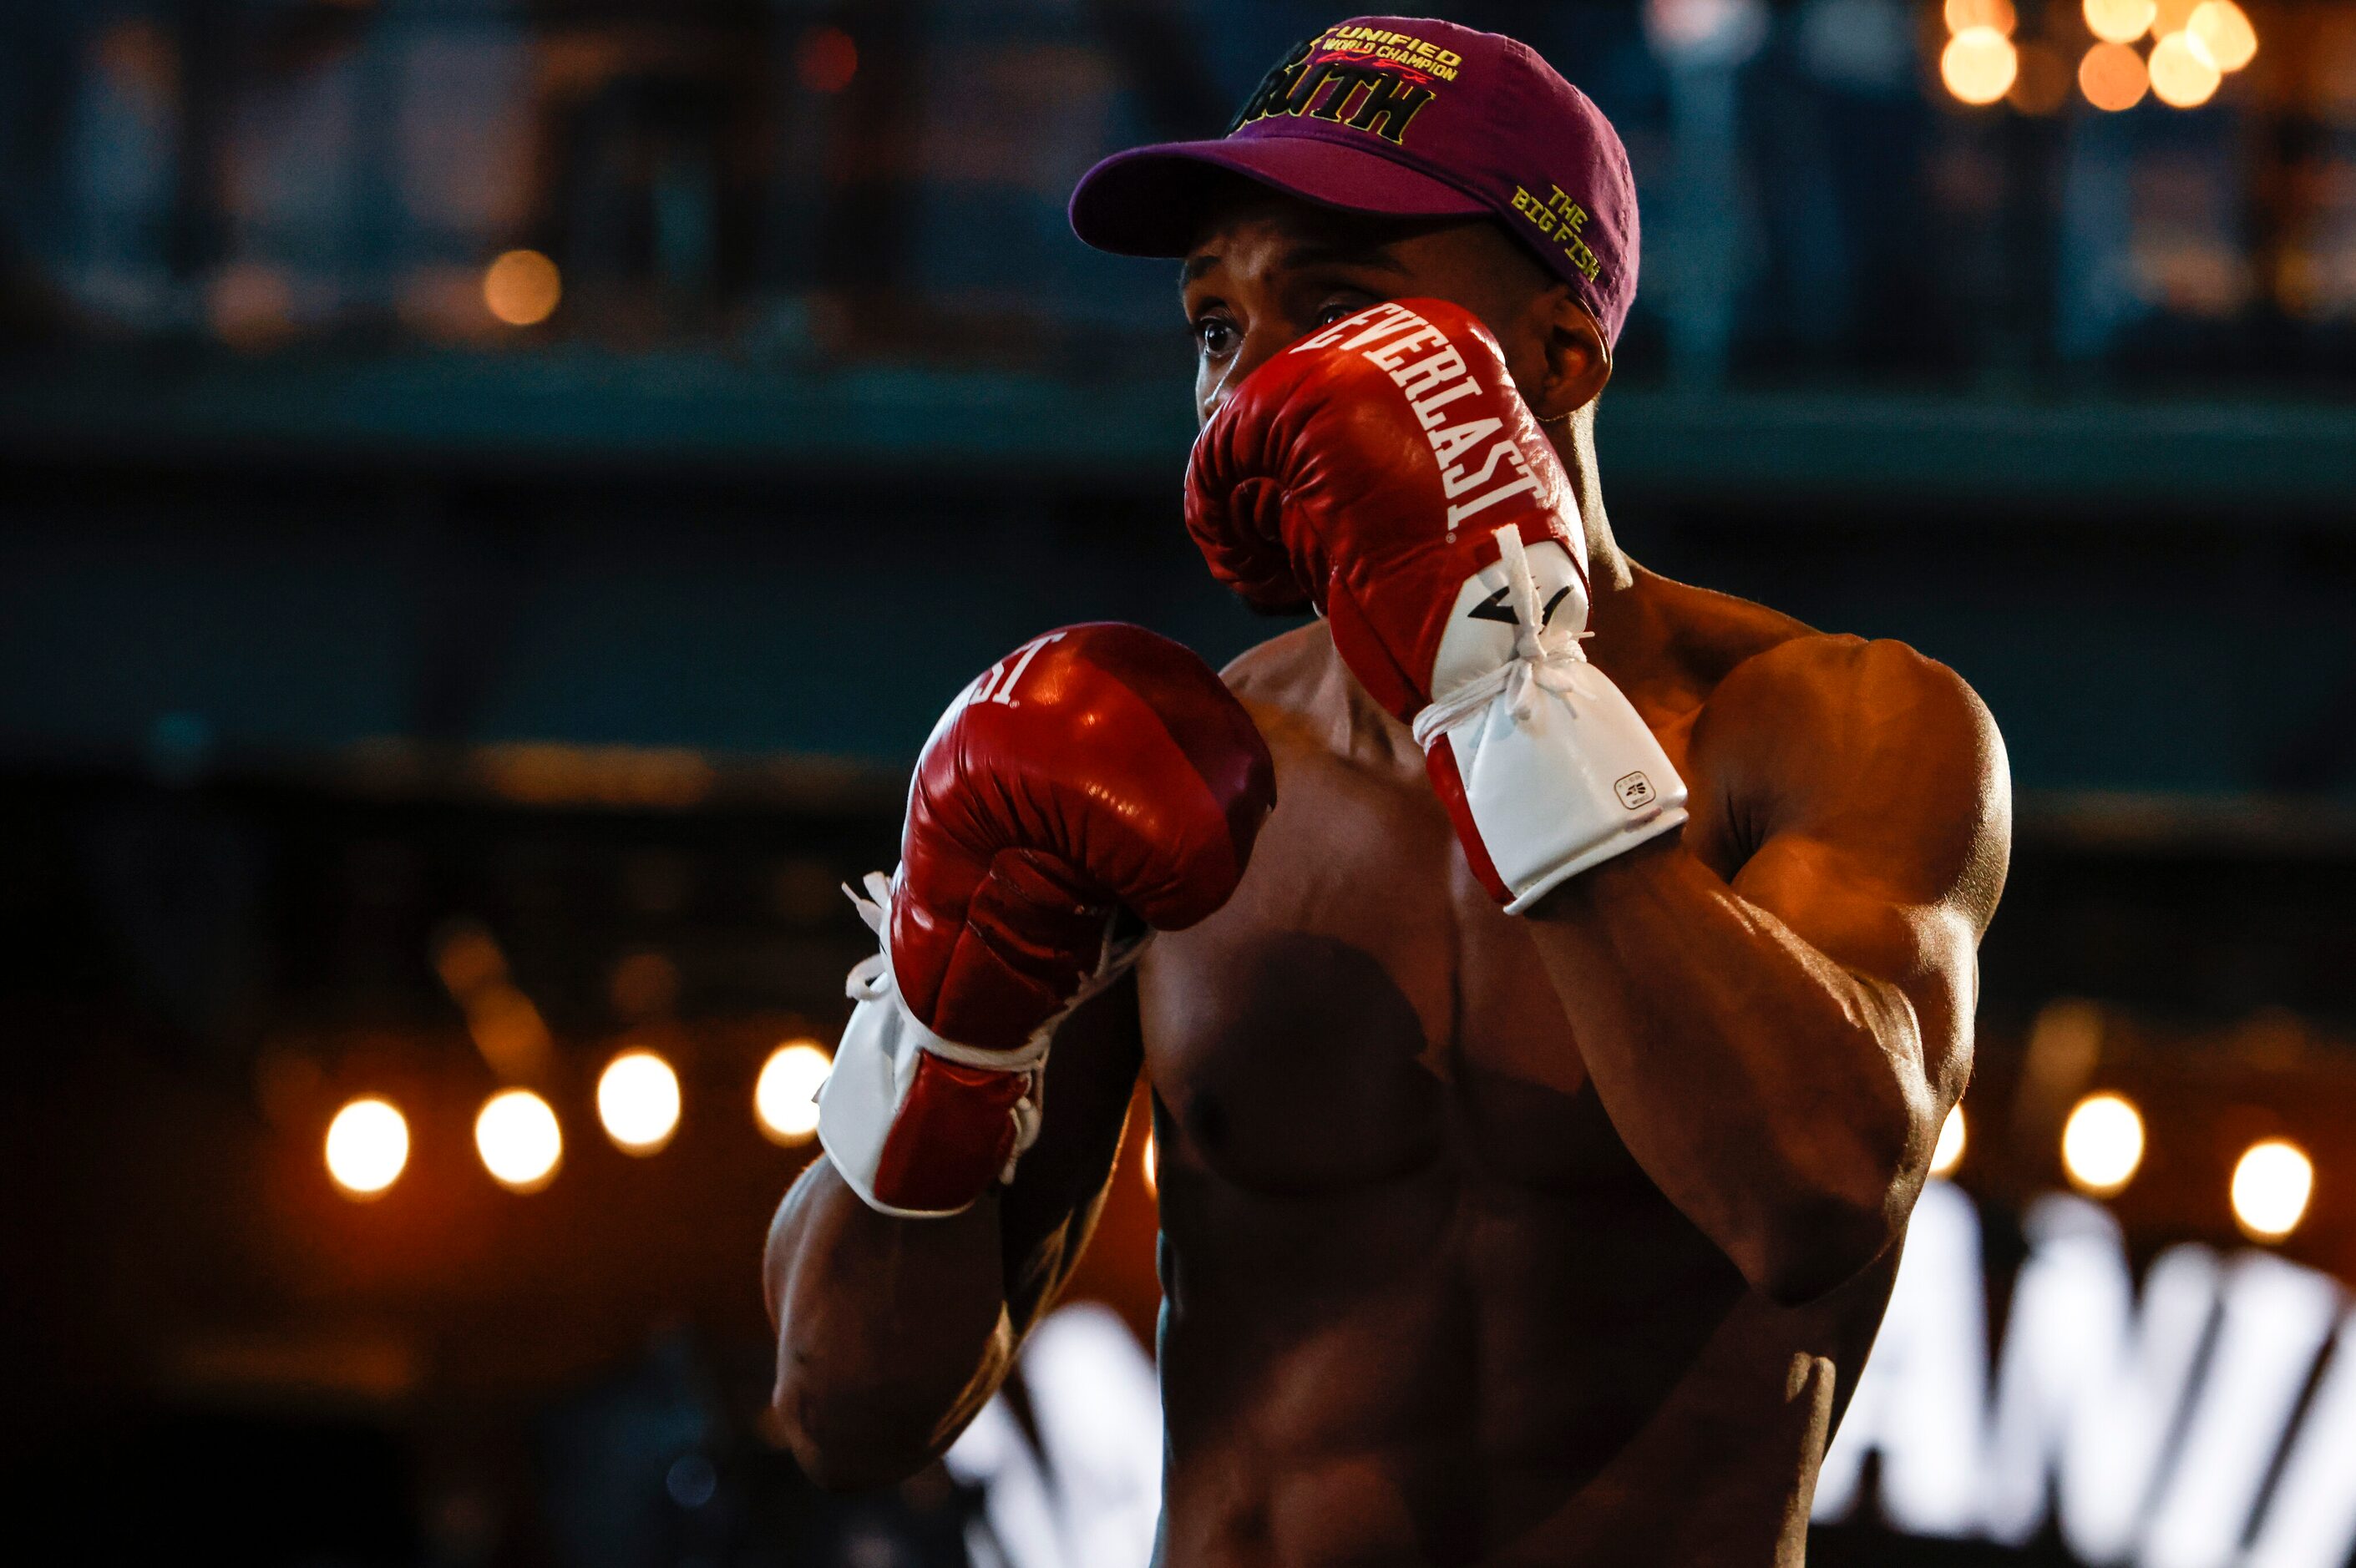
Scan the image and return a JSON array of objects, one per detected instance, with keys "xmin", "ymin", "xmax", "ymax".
[
  {"xmin": 814, "ymin": 872, "xmax": 1147, "ymax": 1217},
  {"xmin": 1414, "ymin": 527, "xmax": 1690, "ymax": 913}
]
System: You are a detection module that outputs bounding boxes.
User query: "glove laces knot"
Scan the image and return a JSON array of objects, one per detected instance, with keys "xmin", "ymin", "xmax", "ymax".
[{"xmin": 1411, "ymin": 524, "xmax": 1591, "ymax": 751}]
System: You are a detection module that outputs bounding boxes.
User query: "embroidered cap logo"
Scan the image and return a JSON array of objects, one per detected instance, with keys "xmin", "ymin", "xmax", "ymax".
[{"xmin": 1229, "ymin": 34, "xmax": 1442, "ymax": 147}]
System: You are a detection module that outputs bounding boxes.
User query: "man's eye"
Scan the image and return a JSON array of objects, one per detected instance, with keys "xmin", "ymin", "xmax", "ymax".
[
  {"xmin": 1193, "ymin": 316, "xmax": 1237, "ymax": 355},
  {"xmin": 1315, "ymin": 296, "xmax": 1374, "ymax": 327}
]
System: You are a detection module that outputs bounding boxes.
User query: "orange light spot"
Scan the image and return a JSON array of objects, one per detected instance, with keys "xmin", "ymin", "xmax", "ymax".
[
  {"xmin": 2149, "ymin": 31, "xmax": 2221, "ymax": 107},
  {"xmin": 327, "ymin": 1097, "xmax": 409, "ymax": 1197},
  {"xmin": 2084, "ymin": 0, "xmax": 2157, "ymax": 44},
  {"xmin": 1945, "ymin": 0, "xmax": 2017, "ymax": 36},
  {"xmin": 483, "ymin": 249, "xmax": 560, "ymax": 327},
  {"xmin": 1943, "ymin": 28, "xmax": 2019, "ymax": 105},
  {"xmin": 2186, "ymin": 0, "xmax": 2256, "ymax": 71},
  {"xmin": 2079, "ymin": 40, "xmax": 2150, "ymax": 110}
]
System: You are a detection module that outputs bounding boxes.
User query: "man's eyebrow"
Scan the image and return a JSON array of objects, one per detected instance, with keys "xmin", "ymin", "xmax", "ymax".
[
  {"xmin": 1280, "ymin": 240, "xmax": 1412, "ymax": 274},
  {"xmin": 1179, "ymin": 238, "xmax": 1412, "ymax": 291}
]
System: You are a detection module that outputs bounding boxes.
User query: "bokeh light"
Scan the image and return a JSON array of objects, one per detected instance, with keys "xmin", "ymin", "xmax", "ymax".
[
  {"xmin": 326, "ymin": 1097, "xmax": 409, "ymax": 1198},
  {"xmin": 796, "ymin": 26, "xmax": 859, "ymax": 94},
  {"xmin": 2148, "ymin": 31, "xmax": 2221, "ymax": 107},
  {"xmin": 608, "ymin": 951, "xmax": 681, "ymax": 1019},
  {"xmin": 597, "ymin": 1050, "xmax": 681, "ymax": 1155},
  {"xmin": 1930, "ymin": 1105, "xmax": 1967, "ymax": 1176},
  {"xmin": 2151, "ymin": 0, "xmax": 2201, "ymax": 32},
  {"xmin": 2186, "ymin": 0, "xmax": 2256, "ymax": 71},
  {"xmin": 2232, "ymin": 1140, "xmax": 2313, "ymax": 1241},
  {"xmin": 2008, "ymin": 43, "xmax": 2072, "ymax": 114},
  {"xmin": 476, "ymin": 1089, "xmax": 563, "ymax": 1191},
  {"xmin": 1945, "ymin": 0, "xmax": 2016, "ymax": 34},
  {"xmin": 2079, "ymin": 41, "xmax": 2151, "ymax": 110},
  {"xmin": 756, "ymin": 1041, "xmax": 832, "ymax": 1145},
  {"xmin": 1943, "ymin": 28, "xmax": 2019, "ymax": 105},
  {"xmin": 482, "ymin": 249, "xmax": 561, "ymax": 327},
  {"xmin": 209, "ymin": 263, "xmax": 296, "ymax": 350},
  {"xmin": 2083, "ymin": 0, "xmax": 2157, "ymax": 43},
  {"xmin": 2062, "ymin": 1092, "xmax": 2146, "ymax": 1195}
]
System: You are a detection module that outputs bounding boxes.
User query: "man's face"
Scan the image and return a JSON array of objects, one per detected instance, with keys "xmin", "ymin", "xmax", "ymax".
[{"xmin": 1180, "ymin": 185, "xmax": 1558, "ymax": 429}]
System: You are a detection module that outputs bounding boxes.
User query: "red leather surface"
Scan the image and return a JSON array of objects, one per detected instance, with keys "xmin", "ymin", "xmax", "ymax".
[
  {"xmin": 1183, "ymin": 297, "xmax": 1584, "ymax": 726},
  {"xmin": 869, "ymin": 1054, "xmax": 1032, "ymax": 1213},
  {"xmin": 891, "ymin": 623, "xmax": 1278, "ymax": 1054},
  {"xmin": 1424, "ymin": 733, "xmax": 1509, "ymax": 903}
]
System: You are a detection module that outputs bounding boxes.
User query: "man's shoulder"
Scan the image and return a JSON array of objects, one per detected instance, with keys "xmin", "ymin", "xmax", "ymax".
[
  {"xmin": 1669, "ymin": 589, "xmax": 2009, "ymax": 914},
  {"xmin": 1218, "ymin": 621, "xmax": 1341, "ymax": 713},
  {"xmin": 1639, "ymin": 572, "xmax": 1812, "ymax": 687},
  {"xmin": 1691, "ymin": 614, "xmax": 2009, "ymax": 879},
  {"xmin": 1642, "ymin": 571, "xmax": 1988, "ymax": 736},
  {"xmin": 1218, "ymin": 622, "xmax": 1424, "ymax": 771},
  {"xmin": 1708, "ymin": 628, "xmax": 1994, "ymax": 748}
]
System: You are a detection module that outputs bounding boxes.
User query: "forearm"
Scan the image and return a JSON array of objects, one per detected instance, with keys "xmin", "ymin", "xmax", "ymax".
[
  {"xmin": 765, "ymin": 1156, "xmax": 1013, "ymax": 1488},
  {"xmin": 766, "ymin": 959, "xmax": 1146, "ymax": 1487},
  {"xmin": 1526, "ymin": 841, "xmax": 1935, "ymax": 1302}
]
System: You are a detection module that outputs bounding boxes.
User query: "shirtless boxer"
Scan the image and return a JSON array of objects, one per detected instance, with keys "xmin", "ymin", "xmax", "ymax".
[{"xmin": 766, "ymin": 18, "xmax": 2009, "ymax": 1565}]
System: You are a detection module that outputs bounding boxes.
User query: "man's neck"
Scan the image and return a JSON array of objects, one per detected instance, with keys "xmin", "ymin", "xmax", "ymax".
[{"xmin": 1545, "ymin": 410, "xmax": 1631, "ymax": 595}]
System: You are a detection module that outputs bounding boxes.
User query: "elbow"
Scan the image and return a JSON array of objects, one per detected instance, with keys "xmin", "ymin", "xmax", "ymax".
[
  {"xmin": 1742, "ymin": 1114, "xmax": 1917, "ymax": 1308},
  {"xmin": 1745, "ymin": 1190, "xmax": 1901, "ymax": 1308},
  {"xmin": 787, "ymin": 1435, "xmax": 923, "ymax": 1495},
  {"xmin": 771, "ymin": 1368, "xmax": 939, "ymax": 1492},
  {"xmin": 1745, "ymin": 1059, "xmax": 1934, "ymax": 1307}
]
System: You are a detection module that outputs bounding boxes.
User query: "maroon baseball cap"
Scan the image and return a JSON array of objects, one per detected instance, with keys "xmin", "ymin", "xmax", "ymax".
[{"xmin": 1070, "ymin": 16, "xmax": 1639, "ymax": 348}]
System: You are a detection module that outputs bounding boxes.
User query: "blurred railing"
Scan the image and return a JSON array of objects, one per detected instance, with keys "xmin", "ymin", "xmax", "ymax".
[
  {"xmin": 2, "ymin": 0, "xmax": 2352, "ymax": 396},
  {"xmin": 5, "ymin": 3, "xmax": 2354, "ymax": 798}
]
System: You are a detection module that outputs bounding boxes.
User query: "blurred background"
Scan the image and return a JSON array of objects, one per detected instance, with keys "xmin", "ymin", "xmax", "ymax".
[{"xmin": 3, "ymin": 0, "xmax": 2353, "ymax": 1564}]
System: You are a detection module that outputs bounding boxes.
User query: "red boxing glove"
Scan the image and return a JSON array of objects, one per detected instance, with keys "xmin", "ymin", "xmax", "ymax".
[
  {"xmin": 818, "ymin": 624, "xmax": 1274, "ymax": 1216},
  {"xmin": 1186, "ymin": 298, "xmax": 1685, "ymax": 910}
]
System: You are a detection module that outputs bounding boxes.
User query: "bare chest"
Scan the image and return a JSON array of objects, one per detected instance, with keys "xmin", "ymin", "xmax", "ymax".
[{"xmin": 1136, "ymin": 722, "xmax": 1634, "ymax": 1199}]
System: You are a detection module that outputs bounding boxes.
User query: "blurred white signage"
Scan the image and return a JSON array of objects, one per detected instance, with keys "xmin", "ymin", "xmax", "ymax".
[
  {"xmin": 950, "ymin": 1185, "xmax": 2356, "ymax": 1568},
  {"xmin": 945, "ymin": 1305, "xmax": 1163, "ymax": 1568},
  {"xmin": 1819, "ymin": 1181, "xmax": 2356, "ymax": 1567}
]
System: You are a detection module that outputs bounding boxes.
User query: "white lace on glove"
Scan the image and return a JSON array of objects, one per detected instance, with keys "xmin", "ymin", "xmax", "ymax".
[
  {"xmin": 1411, "ymin": 524, "xmax": 1595, "ymax": 751},
  {"xmin": 839, "ymin": 870, "xmax": 1151, "ymax": 1181}
]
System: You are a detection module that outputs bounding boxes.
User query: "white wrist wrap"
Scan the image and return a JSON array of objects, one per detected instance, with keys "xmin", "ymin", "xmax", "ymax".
[
  {"xmin": 1412, "ymin": 526, "xmax": 1689, "ymax": 913},
  {"xmin": 815, "ymin": 872, "xmax": 1146, "ymax": 1218}
]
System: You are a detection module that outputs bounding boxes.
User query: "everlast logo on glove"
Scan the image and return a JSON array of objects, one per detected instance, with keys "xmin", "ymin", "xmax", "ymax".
[
  {"xmin": 1229, "ymin": 30, "xmax": 1447, "ymax": 145},
  {"xmin": 1295, "ymin": 302, "xmax": 1545, "ymax": 532},
  {"xmin": 1186, "ymin": 296, "xmax": 1689, "ymax": 911}
]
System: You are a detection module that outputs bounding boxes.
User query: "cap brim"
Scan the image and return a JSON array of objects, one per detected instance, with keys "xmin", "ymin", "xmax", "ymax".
[{"xmin": 1070, "ymin": 134, "xmax": 1490, "ymax": 259}]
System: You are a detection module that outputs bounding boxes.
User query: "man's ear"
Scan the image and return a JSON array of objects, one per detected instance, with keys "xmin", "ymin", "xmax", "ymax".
[{"xmin": 1525, "ymin": 291, "xmax": 1612, "ymax": 421}]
